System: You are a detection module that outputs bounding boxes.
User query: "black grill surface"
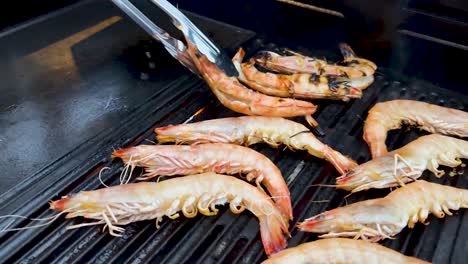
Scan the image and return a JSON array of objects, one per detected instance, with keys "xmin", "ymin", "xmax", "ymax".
[{"xmin": 0, "ymin": 1, "xmax": 467, "ymax": 264}]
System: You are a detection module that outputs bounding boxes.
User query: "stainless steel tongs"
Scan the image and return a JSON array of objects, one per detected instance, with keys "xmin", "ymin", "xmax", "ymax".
[{"xmin": 111, "ymin": 0, "xmax": 239, "ymax": 77}]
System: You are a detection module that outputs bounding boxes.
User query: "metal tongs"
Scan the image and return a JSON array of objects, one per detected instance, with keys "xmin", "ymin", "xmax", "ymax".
[{"xmin": 111, "ymin": 0, "xmax": 239, "ymax": 77}]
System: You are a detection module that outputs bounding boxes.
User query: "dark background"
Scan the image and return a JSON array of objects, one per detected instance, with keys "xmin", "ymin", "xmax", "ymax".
[{"xmin": 1, "ymin": 0, "xmax": 467, "ymax": 91}]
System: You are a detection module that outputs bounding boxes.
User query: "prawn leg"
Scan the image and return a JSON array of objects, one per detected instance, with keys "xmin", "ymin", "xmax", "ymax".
[
  {"xmin": 337, "ymin": 134, "xmax": 468, "ymax": 193},
  {"xmin": 50, "ymin": 173, "xmax": 290, "ymax": 256},
  {"xmin": 112, "ymin": 143, "xmax": 293, "ymax": 221},
  {"xmin": 299, "ymin": 180, "xmax": 468, "ymax": 242}
]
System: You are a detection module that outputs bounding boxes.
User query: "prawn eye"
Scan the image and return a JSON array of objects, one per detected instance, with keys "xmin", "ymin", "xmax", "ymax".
[
  {"xmin": 315, "ymin": 215, "xmax": 327, "ymax": 221},
  {"xmin": 313, "ymin": 213, "xmax": 334, "ymax": 222},
  {"xmin": 345, "ymin": 169, "xmax": 355, "ymax": 177}
]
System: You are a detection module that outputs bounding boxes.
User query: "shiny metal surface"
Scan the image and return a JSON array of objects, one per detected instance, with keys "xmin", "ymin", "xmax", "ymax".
[
  {"xmin": 111, "ymin": 0, "xmax": 199, "ymax": 75},
  {"xmin": 0, "ymin": 0, "xmax": 253, "ymax": 195},
  {"xmin": 149, "ymin": 0, "xmax": 239, "ymax": 77}
]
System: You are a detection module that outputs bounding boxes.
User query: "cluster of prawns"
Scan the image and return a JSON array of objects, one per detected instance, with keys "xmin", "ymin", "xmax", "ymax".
[
  {"xmin": 188, "ymin": 40, "xmax": 377, "ymax": 126},
  {"xmin": 298, "ymin": 99, "xmax": 468, "ymax": 247},
  {"xmin": 5, "ymin": 29, "xmax": 468, "ymax": 262},
  {"xmin": 48, "ymin": 98, "xmax": 468, "ymax": 262},
  {"xmin": 262, "ymin": 100, "xmax": 468, "ymax": 263},
  {"xmin": 48, "ymin": 115, "xmax": 358, "ymax": 256},
  {"xmin": 0, "ymin": 26, "xmax": 382, "ymax": 260}
]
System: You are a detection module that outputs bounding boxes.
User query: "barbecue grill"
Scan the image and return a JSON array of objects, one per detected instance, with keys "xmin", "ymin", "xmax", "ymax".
[{"xmin": 0, "ymin": 0, "xmax": 467, "ymax": 263}]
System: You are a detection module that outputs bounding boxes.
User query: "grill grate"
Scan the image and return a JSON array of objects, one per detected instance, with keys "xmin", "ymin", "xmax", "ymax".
[{"xmin": 1, "ymin": 8, "xmax": 468, "ymax": 264}]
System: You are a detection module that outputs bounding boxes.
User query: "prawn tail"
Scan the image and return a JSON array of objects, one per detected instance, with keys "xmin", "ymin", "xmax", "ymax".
[
  {"xmin": 263, "ymin": 180, "xmax": 293, "ymax": 221},
  {"xmin": 339, "ymin": 43, "xmax": 357, "ymax": 59},
  {"xmin": 324, "ymin": 146, "xmax": 358, "ymax": 174},
  {"xmin": 275, "ymin": 195, "xmax": 293, "ymax": 222},
  {"xmin": 370, "ymin": 142, "xmax": 388, "ymax": 159},
  {"xmin": 363, "ymin": 125, "xmax": 389, "ymax": 159},
  {"xmin": 232, "ymin": 47, "xmax": 245, "ymax": 64},
  {"xmin": 259, "ymin": 212, "xmax": 289, "ymax": 255}
]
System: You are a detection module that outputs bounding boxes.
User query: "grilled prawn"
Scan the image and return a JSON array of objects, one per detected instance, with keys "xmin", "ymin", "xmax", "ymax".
[
  {"xmin": 233, "ymin": 48, "xmax": 370, "ymax": 101},
  {"xmin": 337, "ymin": 134, "xmax": 468, "ymax": 193},
  {"xmin": 155, "ymin": 116, "xmax": 357, "ymax": 174},
  {"xmin": 298, "ymin": 180, "xmax": 468, "ymax": 242},
  {"xmin": 262, "ymin": 238, "xmax": 429, "ymax": 264},
  {"xmin": 50, "ymin": 173, "xmax": 289, "ymax": 255},
  {"xmin": 185, "ymin": 41, "xmax": 317, "ymax": 117},
  {"xmin": 112, "ymin": 143, "xmax": 292, "ymax": 220},
  {"xmin": 364, "ymin": 99, "xmax": 468, "ymax": 158},
  {"xmin": 255, "ymin": 44, "xmax": 377, "ymax": 78}
]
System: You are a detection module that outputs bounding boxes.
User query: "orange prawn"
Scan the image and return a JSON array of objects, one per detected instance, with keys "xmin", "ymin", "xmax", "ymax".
[
  {"xmin": 337, "ymin": 134, "xmax": 468, "ymax": 193},
  {"xmin": 364, "ymin": 100, "xmax": 468, "ymax": 158},
  {"xmin": 155, "ymin": 116, "xmax": 357, "ymax": 174},
  {"xmin": 112, "ymin": 143, "xmax": 292, "ymax": 220},
  {"xmin": 50, "ymin": 173, "xmax": 290, "ymax": 256},
  {"xmin": 262, "ymin": 238, "xmax": 429, "ymax": 264},
  {"xmin": 185, "ymin": 41, "xmax": 317, "ymax": 117},
  {"xmin": 233, "ymin": 48, "xmax": 369, "ymax": 101},
  {"xmin": 298, "ymin": 180, "xmax": 468, "ymax": 242},
  {"xmin": 255, "ymin": 44, "xmax": 377, "ymax": 78}
]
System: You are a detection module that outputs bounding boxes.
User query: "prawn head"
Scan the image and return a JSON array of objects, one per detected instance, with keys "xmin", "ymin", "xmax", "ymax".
[
  {"xmin": 297, "ymin": 201, "xmax": 404, "ymax": 241},
  {"xmin": 336, "ymin": 154, "xmax": 425, "ymax": 193}
]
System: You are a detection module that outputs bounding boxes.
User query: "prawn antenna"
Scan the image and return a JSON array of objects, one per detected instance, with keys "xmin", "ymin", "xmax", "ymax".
[
  {"xmin": 98, "ymin": 167, "xmax": 111, "ymax": 188},
  {"xmin": 144, "ymin": 138, "xmax": 156, "ymax": 144},
  {"xmin": 343, "ymin": 192, "xmax": 355, "ymax": 201},
  {"xmin": 267, "ymin": 195, "xmax": 292, "ymax": 201},
  {"xmin": 283, "ymin": 48, "xmax": 306, "ymax": 57},
  {"xmin": 289, "ymin": 130, "xmax": 312, "ymax": 139},
  {"xmin": 309, "ymin": 200, "xmax": 331, "ymax": 203},
  {"xmin": 119, "ymin": 155, "xmax": 136, "ymax": 185},
  {"xmin": 0, "ymin": 206, "xmax": 77, "ymax": 233},
  {"xmin": 305, "ymin": 115, "xmax": 326, "ymax": 137},
  {"xmin": 308, "ymin": 183, "xmax": 338, "ymax": 188}
]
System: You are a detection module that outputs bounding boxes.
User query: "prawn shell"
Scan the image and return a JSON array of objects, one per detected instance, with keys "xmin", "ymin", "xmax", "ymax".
[
  {"xmin": 262, "ymin": 238, "xmax": 429, "ymax": 264},
  {"xmin": 50, "ymin": 173, "xmax": 290, "ymax": 256},
  {"xmin": 337, "ymin": 134, "xmax": 468, "ymax": 193},
  {"xmin": 112, "ymin": 144, "xmax": 293, "ymax": 220},
  {"xmin": 237, "ymin": 54, "xmax": 364, "ymax": 101},
  {"xmin": 154, "ymin": 116, "xmax": 358, "ymax": 174},
  {"xmin": 185, "ymin": 40, "xmax": 317, "ymax": 117},
  {"xmin": 363, "ymin": 99, "xmax": 468, "ymax": 158},
  {"xmin": 298, "ymin": 180, "xmax": 468, "ymax": 242}
]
